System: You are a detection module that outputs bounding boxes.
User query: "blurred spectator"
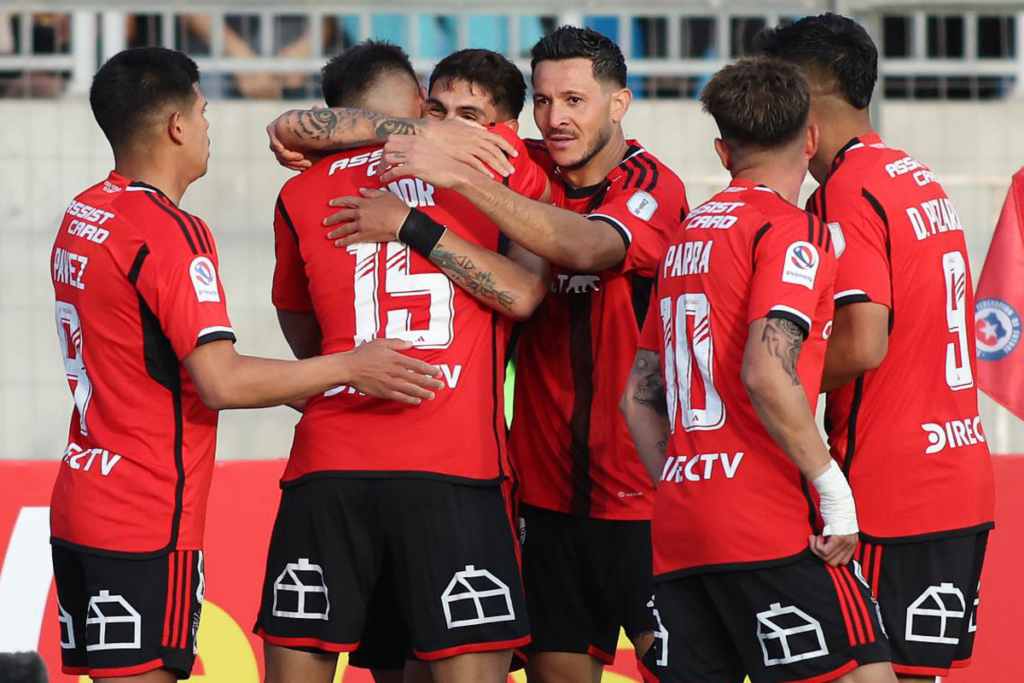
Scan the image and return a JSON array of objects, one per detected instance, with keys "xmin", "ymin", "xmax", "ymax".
[{"xmin": 0, "ymin": 12, "xmax": 70, "ymax": 97}]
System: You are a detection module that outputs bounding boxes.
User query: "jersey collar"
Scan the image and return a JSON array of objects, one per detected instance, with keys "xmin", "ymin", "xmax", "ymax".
[
  {"xmin": 126, "ymin": 180, "xmax": 177, "ymax": 206},
  {"xmin": 828, "ymin": 131, "xmax": 885, "ymax": 175},
  {"xmin": 727, "ymin": 177, "xmax": 783, "ymax": 198},
  {"xmin": 558, "ymin": 140, "xmax": 644, "ymax": 199}
]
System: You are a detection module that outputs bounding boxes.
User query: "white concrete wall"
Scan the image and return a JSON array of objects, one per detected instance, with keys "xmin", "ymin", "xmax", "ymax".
[{"xmin": 2, "ymin": 97, "xmax": 1022, "ymax": 462}]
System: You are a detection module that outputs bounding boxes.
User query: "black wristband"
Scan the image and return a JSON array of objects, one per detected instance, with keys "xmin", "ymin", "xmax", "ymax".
[{"xmin": 398, "ymin": 209, "xmax": 446, "ymax": 258}]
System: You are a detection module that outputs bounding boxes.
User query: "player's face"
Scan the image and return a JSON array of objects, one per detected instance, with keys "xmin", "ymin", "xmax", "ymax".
[
  {"xmin": 183, "ymin": 84, "xmax": 211, "ymax": 179},
  {"xmin": 424, "ymin": 78, "xmax": 512, "ymax": 127},
  {"xmin": 532, "ymin": 58, "xmax": 616, "ymax": 170}
]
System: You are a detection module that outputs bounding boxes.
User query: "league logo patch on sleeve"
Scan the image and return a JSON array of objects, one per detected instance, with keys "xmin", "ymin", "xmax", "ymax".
[
  {"xmin": 781, "ymin": 241, "xmax": 819, "ymax": 290},
  {"xmin": 827, "ymin": 222, "xmax": 846, "ymax": 257},
  {"xmin": 190, "ymin": 256, "xmax": 221, "ymax": 303},
  {"xmin": 627, "ymin": 191, "xmax": 659, "ymax": 221}
]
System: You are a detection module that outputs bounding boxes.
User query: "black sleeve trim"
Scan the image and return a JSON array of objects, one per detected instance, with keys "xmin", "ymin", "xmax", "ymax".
[
  {"xmin": 835, "ymin": 293, "xmax": 873, "ymax": 308},
  {"xmin": 765, "ymin": 309, "xmax": 810, "ymax": 339},
  {"xmin": 587, "ymin": 215, "xmax": 632, "ymax": 250},
  {"xmin": 196, "ymin": 330, "xmax": 237, "ymax": 347}
]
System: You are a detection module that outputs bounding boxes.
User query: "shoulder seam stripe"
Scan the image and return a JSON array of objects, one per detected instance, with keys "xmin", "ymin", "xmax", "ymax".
[
  {"xmin": 182, "ymin": 211, "xmax": 210, "ymax": 254},
  {"xmin": 639, "ymin": 153, "xmax": 659, "ymax": 192},
  {"xmin": 277, "ymin": 196, "xmax": 300, "ymax": 246},
  {"xmin": 806, "ymin": 213, "xmax": 815, "ymax": 243},
  {"xmin": 630, "ymin": 157, "xmax": 648, "ymax": 190},
  {"xmin": 751, "ymin": 221, "xmax": 772, "ymax": 265},
  {"xmin": 198, "ymin": 218, "xmax": 213, "ymax": 252},
  {"xmin": 127, "ymin": 244, "xmax": 150, "ymax": 285},
  {"xmin": 144, "ymin": 192, "xmax": 197, "ymax": 254},
  {"xmin": 622, "ymin": 159, "xmax": 636, "ymax": 189}
]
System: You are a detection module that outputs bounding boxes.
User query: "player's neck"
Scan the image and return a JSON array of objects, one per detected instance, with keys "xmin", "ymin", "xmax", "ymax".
[
  {"xmin": 559, "ymin": 131, "xmax": 629, "ymax": 189},
  {"xmin": 113, "ymin": 153, "xmax": 189, "ymax": 206},
  {"xmin": 811, "ymin": 110, "xmax": 874, "ymax": 183},
  {"xmin": 732, "ymin": 163, "xmax": 806, "ymax": 206}
]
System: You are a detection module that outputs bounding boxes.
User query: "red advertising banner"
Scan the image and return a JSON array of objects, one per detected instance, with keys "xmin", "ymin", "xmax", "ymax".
[{"xmin": 1, "ymin": 458, "xmax": 1020, "ymax": 682}]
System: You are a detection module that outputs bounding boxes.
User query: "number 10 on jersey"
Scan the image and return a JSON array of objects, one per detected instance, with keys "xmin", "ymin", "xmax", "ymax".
[{"xmin": 659, "ymin": 293, "xmax": 726, "ymax": 433}]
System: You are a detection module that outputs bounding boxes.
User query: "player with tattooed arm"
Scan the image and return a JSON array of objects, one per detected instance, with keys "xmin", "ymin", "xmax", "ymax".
[
  {"xmin": 621, "ymin": 58, "xmax": 896, "ymax": 683},
  {"xmin": 757, "ymin": 17, "xmax": 994, "ymax": 681},
  {"xmin": 254, "ymin": 42, "xmax": 549, "ymax": 683}
]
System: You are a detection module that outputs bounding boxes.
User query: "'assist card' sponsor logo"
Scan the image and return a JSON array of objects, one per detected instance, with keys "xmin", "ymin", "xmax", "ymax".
[{"xmin": 975, "ymin": 298, "xmax": 1021, "ymax": 361}]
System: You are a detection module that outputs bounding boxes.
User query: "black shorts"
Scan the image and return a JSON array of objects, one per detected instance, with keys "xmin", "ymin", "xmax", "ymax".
[
  {"xmin": 857, "ymin": 531, "xmax": 988, "ymax": 678},
  {"xmin": 519, "ymin": 503, "xmax": 655, "ymax": 664},
  {"xmin": 51, "ymin": 545, "xmax": 204, "ymax": 679},
  {"xmin": 640, "ymin": 554, "xmax": 890, "ymax": 683},
  {"xmin": 254, "ymin": 478, "xmax": 530, "ymax": 660}
]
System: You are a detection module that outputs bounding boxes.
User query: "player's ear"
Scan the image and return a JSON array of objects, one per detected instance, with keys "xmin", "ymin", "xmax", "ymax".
[
  {"xmin": 167, "ymin": 110, "xmax": 187, "ymax": 146},
  {"xmin": 805, "ymin": 123, "xmax": 820, "ymax": 161},
  {"xmin": 714, "ymin": 138, "xmax": 730, "ymax": 171},
  {"xmin": 503, "ymin": 118, "xmax": 520, "ymax": 133},
  {"xmin": 610, "ymin": 87, "xmax": 632, "ymax": 123}
]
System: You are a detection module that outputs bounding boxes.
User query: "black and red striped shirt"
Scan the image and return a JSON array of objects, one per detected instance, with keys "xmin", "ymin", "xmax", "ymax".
[
  {"xmin": 511, "ymin": 141, "xmax": 688, "ymax": 520},
  {"xmin": 50, "ymin": 172, "xmax": 235, "ymax": 557}
]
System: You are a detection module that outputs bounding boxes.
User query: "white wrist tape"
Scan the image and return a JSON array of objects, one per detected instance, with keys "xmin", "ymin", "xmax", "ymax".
[{"xmin": 811, "ymin": 460, "xmax": 859, "ymax": 537}]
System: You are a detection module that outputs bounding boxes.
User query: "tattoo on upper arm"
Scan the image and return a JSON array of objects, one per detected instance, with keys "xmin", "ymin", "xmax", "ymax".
[
  {"xmin": 375, "ymin": 119, "xmax": 419, "ymax": 139},
  {"xmin": 430, "ymin": 242, "xmax": 519, "ymax": 311},
  {"xmin": 631, "ymin": 350, "xmax": 668, "ymax": 415},
  {"xmin": 761, "ymin": 318, "xmax": 804, "ymax": 385}
]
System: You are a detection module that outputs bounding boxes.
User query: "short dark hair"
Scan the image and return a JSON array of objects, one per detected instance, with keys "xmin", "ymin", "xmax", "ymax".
[
  {"xmin": 530, "ymin": 26, "xmax": 626, "ymax": 88},
  {"xmin": 429, "ymin": 49, "xmax": 527, "ymax": 119},
  {"xmin": 89, "ymin": 47, "xmax": 199, "ymax": 150},
  {"xmin": 754, "ymin": 13, "xmax": 878, "ymax": 109},
  {"xmin": 0, "ymin": 652, "xmax": 48, "ymax": 683},
  {"xmin": 321, "ymin": 40, "xmax": 417, "ymax": 108},
  {"xmin": 700, "ymin": 58, "xmax": 810, "ymax": 149}
]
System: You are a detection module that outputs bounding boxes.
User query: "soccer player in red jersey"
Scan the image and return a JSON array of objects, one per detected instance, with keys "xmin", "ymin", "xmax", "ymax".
[
  {"xmin": 315, "ymin": 48, "xmax": 550, "ymax": 683},
  {"xmin": 253, "ymin": 42, "xmax": 549, "ymax": 683},
  {"xmin": 621, "ymin": 58, "xmax": 896, "ymax": 683},
  {"xmin": 367, "ymin": 28, "xmax": 688, "ymax": 680},
  {"xmin": 757, "ymin": 16, "xmax": 996, "ymax": 682},
  {"xmin": 49, "ymin": 47, "xmax": 442, "ymax": 682}
]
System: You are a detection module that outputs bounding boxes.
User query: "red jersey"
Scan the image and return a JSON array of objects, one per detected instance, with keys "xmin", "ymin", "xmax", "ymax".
[
  {"xmin": 272, "ymin": 125, "xmax": 547, "ymax": 486},
  {"xmin": 50, "ymin": 173, "xmax": 236, "ymax": 557},
  {"xmin": 808, "ymin": 134, "xmax": 995, "ymax": 541},
  {"xmin": 510, "ymin": 141, "xmax": 688, "ymax": 520},
  {"xmin": 638, "ymin": 179, "xmax": 837, "ymax": 577}
]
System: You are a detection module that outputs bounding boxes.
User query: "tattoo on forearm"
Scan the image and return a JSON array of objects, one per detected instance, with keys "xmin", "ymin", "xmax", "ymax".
[
  {"xmin": 761, "ymin": 318, "xmax": 804, "ymax": 385},
  {"xmin": 631, "ymin": 351, "xmax": 668, "ymax": 415},
  {"xmin": 656, "ymin": 440, "xmax": 667, "ymax": 457},
  {"xmin": 430, "ymin": 243, "xmax": 518, "ymax": 311},
  {"xmin": 375, "ymin": 119, "xmax": 419, "ymax": 139},
  {"xmin": 284, "ymin": 108, "xmax": 420, "ymax": 148}
]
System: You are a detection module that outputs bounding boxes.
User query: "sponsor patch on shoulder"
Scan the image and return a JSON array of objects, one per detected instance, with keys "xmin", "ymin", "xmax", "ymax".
[
  {"xmin": 627, "ymin": 191, "xmax": 658, "ymax": 221},
  {"xmin": 827, "ymin": 222, "xmax": 846, "ymax": 257},
  {"xmin": 781, "ymin": 241, "xmax": 819, "ymax": 290},
  {"xmin": 190, "ymin": 256, "xmax": 221, "ymax": 303}
]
